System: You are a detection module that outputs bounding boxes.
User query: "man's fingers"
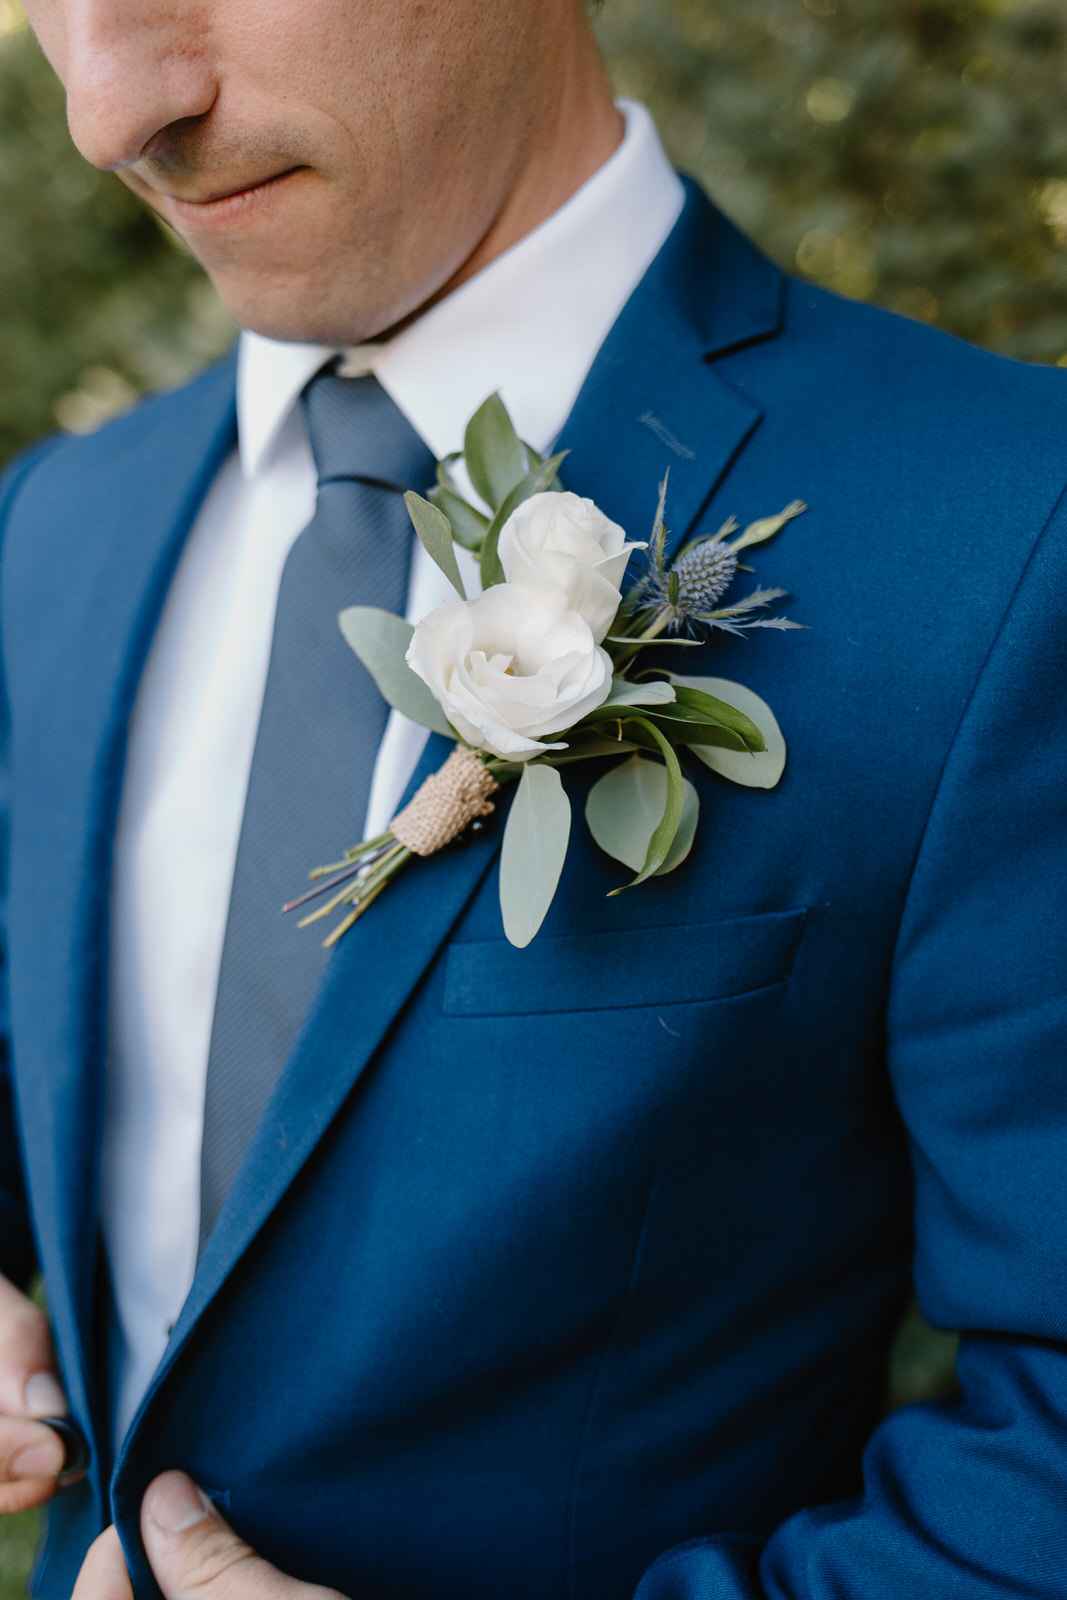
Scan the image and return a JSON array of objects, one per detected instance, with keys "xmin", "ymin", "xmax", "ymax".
[
  {"xmin": 0, "ymin": 1275, "xmax": 72, "ymax": 1513},
  {"xmin": 141, "ymin": 1473, "xmax": 345, "ymax": 1600},
  {"xmin": 0, "ymin": 1467, "xmax": 62, "ymax": 1515},
  {"xmin": 0, "ymin": 1274, "xmax": 67, "ymax": 1419},
  {"xmin": 2, "ymin": 1416, "xmax": 65, "ymax": 1477},
  {"xmin": 0, "ymin": 1414, "xmax": 66, "ymax": 1513},
  {"xmin": 71, "ymin": 1526, "xmax": 135, "ymax": 1600}
]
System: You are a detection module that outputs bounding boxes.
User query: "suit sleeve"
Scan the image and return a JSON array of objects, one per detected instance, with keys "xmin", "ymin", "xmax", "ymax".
[
  {"xmin": 0, "ymin": 443, "xmax": 62, "ymax": 1290},
  {"xmin": 635, "ymin": 491, "xmax": 1067, "ymax": 1600}
]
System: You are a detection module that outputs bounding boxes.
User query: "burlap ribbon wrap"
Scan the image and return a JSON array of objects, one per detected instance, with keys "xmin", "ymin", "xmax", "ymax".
[{"xmin": 391, "ymin": 745, "xmax": 500, "ymax": 857}]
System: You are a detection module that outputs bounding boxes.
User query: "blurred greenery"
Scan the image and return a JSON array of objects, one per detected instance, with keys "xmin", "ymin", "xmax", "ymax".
[
  {"xmin": 0, "ymin": 1511, "xmax": 38, "ymax": 1600},
  {"xmin": 4, "ymin": 0, "xmax": 1028, "ymax": 1587},
  {"xmin": 3, "ymin": 0, "xmax": 1067, "ymax": 469},
  {"xmin": 0, "ymin": 0, "xmax": 234, "ymax": 469},
  {"xmin": 598, "ymin": 0, "xmax": 1067, "ymax": 359}
]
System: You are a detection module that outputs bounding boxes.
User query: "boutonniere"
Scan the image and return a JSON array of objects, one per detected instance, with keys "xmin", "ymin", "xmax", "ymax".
[{"xmin": 286, "ymin": 395, "xmax": 804, "ymax": 948}]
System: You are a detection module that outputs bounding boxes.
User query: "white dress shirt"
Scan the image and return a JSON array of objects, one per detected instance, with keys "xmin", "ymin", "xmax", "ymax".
[{"xmin": 101, "ymin": 101, "xmax": 684, "ymax": 1443}]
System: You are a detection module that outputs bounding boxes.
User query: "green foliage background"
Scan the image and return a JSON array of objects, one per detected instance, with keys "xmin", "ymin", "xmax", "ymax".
[
  {"xmin": 2, "ymin": 0, "xmax": 1051, "ymax": 1585},
  {"xmin": 4, "ymin": 0, "xmax": 1067, "ymax": 471}
]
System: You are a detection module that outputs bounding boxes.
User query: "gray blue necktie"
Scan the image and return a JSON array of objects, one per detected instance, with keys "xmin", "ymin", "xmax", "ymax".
[{"xmin": 198, "ymin": 369, "xmax": 434, "ymax": 1247}]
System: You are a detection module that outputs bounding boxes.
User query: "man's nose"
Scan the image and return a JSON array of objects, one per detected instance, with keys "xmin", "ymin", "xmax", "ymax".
[{"xmin": 61, "ymin": 0, "xmax": 216, "ymax": 171}]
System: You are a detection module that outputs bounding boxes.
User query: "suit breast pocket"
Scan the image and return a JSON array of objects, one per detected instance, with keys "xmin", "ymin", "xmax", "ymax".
[{"xmin": 441, "ymin": 908, "xmax": 807, "ymax": 1017}]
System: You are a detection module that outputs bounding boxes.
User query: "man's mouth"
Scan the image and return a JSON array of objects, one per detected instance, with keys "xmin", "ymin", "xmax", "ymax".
[{"xmin": 157, "ymin": 166, "xmax": 309, "ymax": 229}]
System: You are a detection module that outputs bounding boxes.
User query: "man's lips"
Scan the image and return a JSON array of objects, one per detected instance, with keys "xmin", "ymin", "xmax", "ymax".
[{"xmin": 160, "ymin": 167, "xmax": 307, "ymax": 229}]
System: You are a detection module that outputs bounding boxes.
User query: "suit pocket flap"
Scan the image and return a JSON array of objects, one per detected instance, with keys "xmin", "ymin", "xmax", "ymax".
[{"xmin": 442, "ymin": 908, "xmax": 807, "ymax": 1017}]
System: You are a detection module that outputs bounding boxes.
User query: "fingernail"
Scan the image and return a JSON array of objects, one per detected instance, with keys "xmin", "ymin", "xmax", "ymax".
[
  {"xmin": 24, "ymin": 1373, "xmax": 68, "ymax": 1417},
  {"xmin": 12, "ymin": 1434, "xmax": 65, "ymax": 1479},
  {"xmin": 146, "ymin": 1473, "xmax": 213, "ymax": 1534}
]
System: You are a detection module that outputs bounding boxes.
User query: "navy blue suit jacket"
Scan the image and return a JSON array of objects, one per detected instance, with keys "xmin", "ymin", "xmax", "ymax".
[{"xmin": 2, "ymin": 183, "xmax": 1066, "ymax": 1600}]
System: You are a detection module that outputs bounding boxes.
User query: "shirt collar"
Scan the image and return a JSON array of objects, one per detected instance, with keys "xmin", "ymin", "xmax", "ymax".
[{"xmin": 236, "ymin": 100, "xmax": 684, "ymax": 480}]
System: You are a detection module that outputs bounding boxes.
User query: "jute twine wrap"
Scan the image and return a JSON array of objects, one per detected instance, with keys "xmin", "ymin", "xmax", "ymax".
[{"xmin": 391, "ymin": 745, "xmax": 500, "ymax": 857}]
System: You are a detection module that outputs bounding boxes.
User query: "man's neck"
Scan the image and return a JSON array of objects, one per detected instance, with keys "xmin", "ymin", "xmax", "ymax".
[{"xmin": 388, "ymin": 32, "xmax": 624, "ymax": 336}]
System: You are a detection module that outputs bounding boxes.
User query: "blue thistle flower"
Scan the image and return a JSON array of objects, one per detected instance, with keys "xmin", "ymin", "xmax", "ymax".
[
  {"xmin": 672, "ymin": 539, "xmax": 739, "ymax": 615},
  {"xmin": 625, "ymin": 492, "xmax": 807, "ymax": 639}
]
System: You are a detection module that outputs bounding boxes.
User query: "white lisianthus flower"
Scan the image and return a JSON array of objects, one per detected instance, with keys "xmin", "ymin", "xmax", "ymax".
[
  {"xmin": 497, "ymin": 490, "xmax": 643, "ymax": 644},
  {"xmin": 407, "ymin": 584, "xmax": 614, "ymax": 760}
]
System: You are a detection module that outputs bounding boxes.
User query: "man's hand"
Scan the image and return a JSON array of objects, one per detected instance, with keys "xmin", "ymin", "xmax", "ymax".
[
  {"xmin": 0, "ymin": 1272, "xmax": 72, "ymax": 1514},
  {"xmin": 72, "ymin": 1473, "xmax": 347, "ymax": 1600}
]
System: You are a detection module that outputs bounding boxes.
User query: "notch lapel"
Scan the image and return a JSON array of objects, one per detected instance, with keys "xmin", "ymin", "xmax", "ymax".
[
  {"xmin": 139, "ymin": 187, "xmax": 786, "ymax": 1395},
  {"xmin": 558, "ymin": 179, "xmax": 781, "ymax": 549},
  {"xmin": 4, "ymin": 355, "xmax": 237, "ymax": 1469}
]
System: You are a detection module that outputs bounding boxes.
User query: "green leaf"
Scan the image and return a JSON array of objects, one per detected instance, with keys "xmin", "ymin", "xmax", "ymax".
[
  {"xmin": 603, "ymin": 633, "xmax": 704, "ymax": 649},
  {"xmin": 464, "ymin": 392, "xmax": 528, "ymax": 512},
  {"xmin": 670, "ymin": 685, "xmax": 766, "ymax": 751},
  {"xmin": 600, "ymin": 678, "xmax": 677, "ymax": 708},
  {"xmin": 670, "ymin": 675, "xmax": 786, "ymax": 789},
  {"xmin": 730, "ymin": 499, "xmax": 807, "ymax": 553},
  {"xmin": 519, "ymin": 440, "xmax": 564, "ymax": 490},
  {"xmin": 429, "ymin": 484, "xmax": 489, "ymax": 552},
  {"xmin": 649, "ymin": 472, "xmax": 670, "ymax": 583},
  {"xmin": 499, "ymin": 762, "xmax": 572, "ymax": 947},
  {"xmin": 658, "ymin": 776, "xmax": 699, "ymax": 874},
  {"xmin": 604, "ymin": 717, "xmax": 685, "ymax": 892},
  {"xmin": 480, "ymin": 450, "xmax": 568, "ymax": 588},
  {"xmin": 338, "ymin": 606, "xmax": 454, "ymax": 737},
  {"xmin": 543, "ymin": 733, "xmax": 643, "ymax": 764},
  {"xmin": 435, "ymin": 451, "xmax": 463, "ymax": 491},
  {"xmin": 585, "ymin": 754, "xmax": 699, "ymax": 876},
  {"xmin": 634, "ymin": 709, "xmax": 752, "ymax": 752},
  {"xmin": 404, "ymin": 491, "xmax": 466, "ymax": 598}
]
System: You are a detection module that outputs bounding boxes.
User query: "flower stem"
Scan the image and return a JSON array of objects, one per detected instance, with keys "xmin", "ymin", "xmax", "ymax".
[
  {"xmin": 284, "ymin": 860, "xmax": 365, "ymax": 914},
  {"xmin": 322, "ymin": 845, "xmax": 413, "ymax": 947},
  {"xmin": 309, "ymin": 831, "xmax": 394, "ymax": 878},
  {"xmin": 610, "ymin": 610, "xmax": 672, "ymax": 674}
]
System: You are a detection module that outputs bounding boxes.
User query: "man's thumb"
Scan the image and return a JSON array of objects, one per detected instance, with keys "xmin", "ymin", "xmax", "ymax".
[{"xmin": 141, "ymin": 1473, "xmax": 339, "ymax": 1600}]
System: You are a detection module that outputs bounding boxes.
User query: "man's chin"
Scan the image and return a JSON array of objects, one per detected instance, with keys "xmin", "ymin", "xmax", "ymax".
[
  {"xmin": 200, "ymin": 268, "xmax": 393, "ymax": 349},
  {"xmin": 201, "ymin": 255, "xmax": 460, "ymax": 348}
]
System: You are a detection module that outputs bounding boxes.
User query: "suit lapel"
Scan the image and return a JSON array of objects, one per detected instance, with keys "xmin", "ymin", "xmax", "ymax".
[
  {"xmin": 142, "ymin": 187, "xmax": 785, "ymax": 1392},
  {"xmin": 558, "ymin": 179, "xmax": 781, "ymax": 549},
  {"xmin": 159, "ymin": 731, "xmax": 500, "ymax": 1361},
  {"xmin": 6, "ymin": 355, "xmax": 237, "ymax": 1454}
]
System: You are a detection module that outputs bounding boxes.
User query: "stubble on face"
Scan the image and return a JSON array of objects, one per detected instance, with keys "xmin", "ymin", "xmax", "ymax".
[{"xmin": 27, "ymin": 0, "xmax": 622, "ymax": 345}]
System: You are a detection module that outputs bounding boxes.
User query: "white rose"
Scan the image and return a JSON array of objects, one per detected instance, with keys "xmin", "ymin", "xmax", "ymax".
[
  {"xmin": 497, "ymin": 490, "xmax": 642, "ymax": 644},
  {"xmin": 406, "ymin": 583, "xmax": 613, "ymax": 760}
]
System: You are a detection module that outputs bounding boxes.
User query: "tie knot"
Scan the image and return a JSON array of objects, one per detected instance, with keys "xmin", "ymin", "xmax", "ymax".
[{"xmin": 302, "ymin": 370, "xmax": 435, "ymax": 494}]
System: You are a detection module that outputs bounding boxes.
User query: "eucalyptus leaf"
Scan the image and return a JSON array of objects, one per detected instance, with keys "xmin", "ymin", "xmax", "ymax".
[
  {"xmin": 499, "ymin": 762, "xmax": 572, "ymax": 948},
  {"xmin": 585, "ymin": 754, "xmax": 699, "ymax": 876},
  {"xmin": 480, "ymin": 450, "xmax": 568, "ymax": 588},
  {"xmin": 338, "ymin": 606, "xmax": 453, "ymax": 737},
  {"xmin": 404, "ymin": 491, "xmax": 466, "ymax": 598},
  {"xmin": 605, "ymin": 677, "xmax": 677, "ymax": 708},
  {"xmin": 464, "ymin": 393, "xmax": 528, "ymax": 512},
  {"xmin": 429, "ymin": 483, "xmax": 490, "ymax": 552},
  {"xmin": 606, "ymin": 717, "xmax": 684, "ymax": 892},
  {"xmin": 671, "ymin": 675, "xmax": 787, "ymax": 789}
]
